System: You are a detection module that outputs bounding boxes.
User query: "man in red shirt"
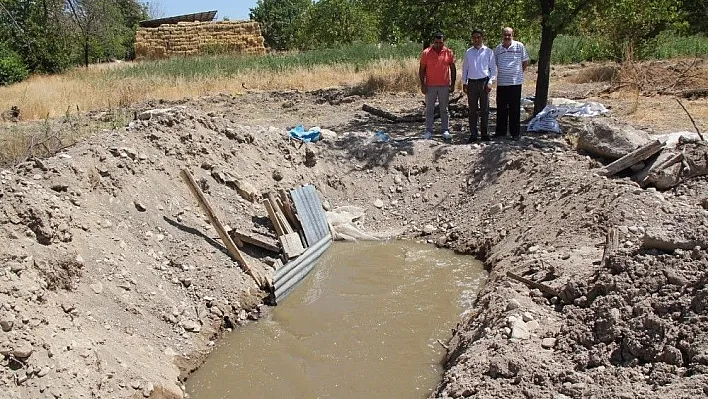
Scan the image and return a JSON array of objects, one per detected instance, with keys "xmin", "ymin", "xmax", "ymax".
[{"xmin": 419, "ymin": 32, "xmax": 456, "ymax": 141}]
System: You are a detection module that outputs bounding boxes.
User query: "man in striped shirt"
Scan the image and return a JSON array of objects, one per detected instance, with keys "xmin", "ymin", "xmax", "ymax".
[
  {"xmin": 494, "ymin": 27, "xmax": 529, "ymax": 140},
  {"xmin": 419, "ymin": 32, "xmax": 456, "ymax": 141},
  {"xmin": 462, "ymin": 28, "xmax": 496, "ymax": 142}
]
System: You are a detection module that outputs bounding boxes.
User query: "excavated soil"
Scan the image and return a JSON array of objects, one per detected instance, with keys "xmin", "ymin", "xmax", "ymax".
[{"xmin": 1, "ymin": 61, "xmax": 708, "ymax": 398}]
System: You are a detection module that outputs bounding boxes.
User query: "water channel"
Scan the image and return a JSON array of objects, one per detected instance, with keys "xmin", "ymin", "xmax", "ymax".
[{"xmin": 186, "ymin": 240, "xmax": 487, "ymax": 398}]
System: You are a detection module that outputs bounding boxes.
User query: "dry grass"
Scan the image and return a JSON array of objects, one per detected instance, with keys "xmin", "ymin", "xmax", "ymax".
[
  {"xmin": 570, "ymin": 65, "xmax": 618, "ymax": 84},
  {"xmin": 0, "ymin": 57, "xmax": 420, "ymax": 121}
]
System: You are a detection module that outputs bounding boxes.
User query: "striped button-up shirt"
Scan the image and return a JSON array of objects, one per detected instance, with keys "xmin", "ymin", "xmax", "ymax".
[
  {"xmin": 494, "ymin": 40, "xmax": 529, "ymax": 86},
  {"xmin": 462, "ymin": 45, "xmax": 497, "ymax": 84}
]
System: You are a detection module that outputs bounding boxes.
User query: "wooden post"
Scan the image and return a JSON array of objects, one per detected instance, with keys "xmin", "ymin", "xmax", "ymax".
[
  {"xmin": 601, "ymin": 227, "xmax": 619, "ymax": 268},
  {"xmin": 180, "ymin": 169, "xmax": 265, "ymax": 288}
]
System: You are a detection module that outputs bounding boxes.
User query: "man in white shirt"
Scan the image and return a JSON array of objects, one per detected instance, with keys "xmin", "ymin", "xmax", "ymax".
[
  {"xmin": 462, "ymin": 28, "xmax": 496, "ymax": 142},
  {"xmin": 494, "ymin": 27, "xmax": 529, "ymax": 140}
]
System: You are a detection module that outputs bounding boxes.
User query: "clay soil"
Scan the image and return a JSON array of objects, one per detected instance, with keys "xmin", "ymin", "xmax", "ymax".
[{"xmin": 1, "ymin": 60, "xmax": 708, "ymax": 399}]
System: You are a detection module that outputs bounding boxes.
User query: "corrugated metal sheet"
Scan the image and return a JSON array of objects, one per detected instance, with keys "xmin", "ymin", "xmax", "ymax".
[
  {"xmin": 290, "ymin": 185, "xmax": 329, "ymax": 247},
  {"xmin": 273, "ymin": 234, "xmax": 332, "ymax": 303},
  {"xmin": 139, "ymin": 10, "xmax": 217, "ymax": 28}
]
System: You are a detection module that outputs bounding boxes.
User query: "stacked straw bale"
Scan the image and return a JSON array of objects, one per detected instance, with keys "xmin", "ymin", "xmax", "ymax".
[{"xmin": 134, "ymin": 20, "xmax": 266, "ymax": 59}]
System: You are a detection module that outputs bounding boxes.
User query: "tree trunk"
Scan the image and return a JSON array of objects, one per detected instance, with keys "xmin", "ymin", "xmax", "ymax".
[
  {"xmin": 83, "ymin": 39, "xmax": 89, "ymax": 67},
  {"xmin": 533, "ymin": 24, "xmax": 556, "ymax": 116}
]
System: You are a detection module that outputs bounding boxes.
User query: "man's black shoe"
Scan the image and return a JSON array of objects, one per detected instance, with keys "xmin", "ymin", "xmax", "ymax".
[
  {"xmin": 511, "ymin": 135, "xmax": 520, "ymax": 141},
  {"xmin": 481, "ymin": 135, "xmax": 491, "ymax": 141},
  {"xmin": 467, "ymin": 136, "xmax": 478, "ymax": 143}
]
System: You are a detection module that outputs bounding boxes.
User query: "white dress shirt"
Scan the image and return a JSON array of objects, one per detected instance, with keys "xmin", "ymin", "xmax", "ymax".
[{"xmin": 462, "ymin": 45, "xmax": 497, "ymax": 84}]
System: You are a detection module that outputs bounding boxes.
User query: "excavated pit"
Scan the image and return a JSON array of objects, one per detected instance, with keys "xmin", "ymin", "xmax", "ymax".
[{"xmin": 1, "ymin": 70, "xmax": 708, "ymax": 398}]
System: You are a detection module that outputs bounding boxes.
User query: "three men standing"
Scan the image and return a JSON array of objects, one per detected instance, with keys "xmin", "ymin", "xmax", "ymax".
[
  {"xmin": 493, "ymin": 27, "xmax": 529, "ymax": 140},
  {"xmin": 461, "ymin": 29, "xmax": 496, "ymax": 142},
  {"xmin": 419, "ymin": 32, "xmax": 456, "ymax": 141}
]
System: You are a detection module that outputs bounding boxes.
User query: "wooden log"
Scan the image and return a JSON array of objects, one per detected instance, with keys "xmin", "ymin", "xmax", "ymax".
[
  {"xmin": 180, "ymin": 169, "xmax": 264, "ymax": 287},
  {"xmin": 229, "ymin": 229, "xmax": 280, "ymax": 254},
  {"xmin": 362, "ymin": 104, "xmax": 401, "ymax": 122},
  {"xmin": 506, "ymin": 271, "xmax": 559, "ymax": 297},
  {"xmin": 598, "ymin": 140, "xmax": 664, "ymax": 176},
  {"xmin": 601, "ymin": 227, "xmax": 619, "ymax": 268}
]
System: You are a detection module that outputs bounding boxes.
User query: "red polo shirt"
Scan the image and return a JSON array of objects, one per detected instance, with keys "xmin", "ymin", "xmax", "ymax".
[{"xmin": 420, "ymin": 46, "xmax": 455, "ymax": 86}]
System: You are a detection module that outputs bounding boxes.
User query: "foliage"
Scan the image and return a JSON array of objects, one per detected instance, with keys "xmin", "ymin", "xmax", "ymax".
[
  {"xmin": 580, "ymin": 0, "xmax": 684, "ymax": 60},
  {"xmin": 293, "ymin": 0, "xmax": 378, "ymax": 50},
  {"xmin": 249, "ymin": 0, "xmax": 312, "ymax": 50},
  {"xmin": 0, "ymin": 44, "xmax": 29, "ymax": 85}
]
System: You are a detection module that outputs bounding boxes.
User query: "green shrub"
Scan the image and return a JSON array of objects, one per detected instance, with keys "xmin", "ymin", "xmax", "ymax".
[{"xmin": 0, "ymin": 48, "xmax": 29, "ymax": 85}]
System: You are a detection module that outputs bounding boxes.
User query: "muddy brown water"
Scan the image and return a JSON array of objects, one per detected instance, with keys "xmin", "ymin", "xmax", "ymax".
[{"xmin": 186, "ymin": 241, "xmax": 487, "ymax": 399}]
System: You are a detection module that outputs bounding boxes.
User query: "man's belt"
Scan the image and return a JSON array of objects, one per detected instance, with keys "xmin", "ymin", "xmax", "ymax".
[{"xmin": 468, "ymin": 77, "xmax": 489, "ymax": 82}]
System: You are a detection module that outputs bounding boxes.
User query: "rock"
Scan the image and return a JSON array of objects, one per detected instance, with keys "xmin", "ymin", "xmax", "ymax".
[
  {"xmin": 179, "ymin": 277, "xmax": 192, "ymax": 288},
  {"xmin": 526, "ymin": 320, "xmax": 540, "ymax": 331},
  {"xmin": 422, "ymin": 225, "xmax": 436, "ymax": 235},
  {"xmin": 90, "ymin": 282, "xmax": 103, "ymax": 294},
  {"xmin": 130, "ymin": 380, "xmax": 142, "ymax": 389},
  {"xmin": 142, "ymin": 381, "xmax": 154, "ymax": 398},
  {"xmin": 522, "ymin": 312, "xmax": 534, "ymax": 322},
  {"xmin": 575, "ymin": 118, "xmax": 650, "ymax": 160},
  {"xmin": 373, "ymin": 199, "xmax": 384, "ymax": 209},
  {"xmin": 393, "ymin": 175, "xmax": 402, "ymax": 184},
  {"xmin": 702, "ymin": 198, "xmax": 708, "ymax": 210},
  {"xmin": 506, "ymin": 299, "xmax": 521, "ymax": 311},
  {"xmin": 13, "ymin": 342, "xmax": 34, "ymax": 359},
  {"xmin": 510, "ymin": 320, "xmax": 530, "ymax": 340},
  {"xmin": 37, "ymin": 367, "xmax": 50, "ymax": 378},
  {"xmin": 272, "ymin": 169, "xmax": 283, "ymax": 181},
  {"xmin": 0, "ymin": 313, "xmax": 15, "ymax": 332},
  {"xmin": 489, "ymin": 203, "xmax": 504, "ymax": 215},
  {"xmin": 541, "ymin": 337, "xmax": 557, "ymax": 349},
  {"xmin": 181, "ymin": 320, "xmax": 200, "ymax": 332},
  {"xmin": 133, "ymin": 200, "xmax": 147, "ymax": 212}
]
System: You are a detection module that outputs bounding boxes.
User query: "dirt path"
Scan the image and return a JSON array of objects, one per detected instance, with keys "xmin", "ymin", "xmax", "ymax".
[{"xmin": 1, "ymin": 61, "xmax": 707, "ymax": 398}]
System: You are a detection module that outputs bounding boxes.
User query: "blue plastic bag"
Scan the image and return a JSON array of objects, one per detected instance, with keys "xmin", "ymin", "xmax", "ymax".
[{"xmin": 288, "ymin": 125, "xmax": 321, "ymax": 143}]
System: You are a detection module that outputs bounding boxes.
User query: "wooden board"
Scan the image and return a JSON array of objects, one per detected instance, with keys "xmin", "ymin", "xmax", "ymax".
[
  {"xmin": 280, "ymin": 232, "xmax": 305, "ymax": 260},
  {"xmin": 230, "ymin": 230, "xmax": 280, "ymax": 254},
  {"xmin": 599, "ymin": 140, "xmax": 663, "ymax": 176},
  {"xmin": 180, "ymin": 169, "xmax": 266, "ymax": 288}
]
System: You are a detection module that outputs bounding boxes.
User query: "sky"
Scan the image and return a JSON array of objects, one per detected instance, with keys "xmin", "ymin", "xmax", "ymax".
[{"xmin": 156, "ymin": 1, "xmax": 260, "ymax": 21}]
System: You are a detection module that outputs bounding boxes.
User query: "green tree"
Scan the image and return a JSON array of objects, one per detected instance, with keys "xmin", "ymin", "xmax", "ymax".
[
  {"xmin": 0, "ymin": 0, "xmax": 73, "ymax": 73},
  {"xmin": 532, "ymin": 0, "xmax": 598, "ymax": 115},
  {"xmin": 581, "ymin": 0, "xmax": 683, "ymax": 61},
  {"xmin": 294, "ymin": 0, "xmax": 377, "ymax": 49},
  {"xmin": 249, "ymin": 0, "xmax": 312, "ymax": 50}
]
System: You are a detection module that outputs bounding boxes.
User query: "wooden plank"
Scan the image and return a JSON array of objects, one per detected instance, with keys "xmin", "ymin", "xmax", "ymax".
[
  {"xmin": 506, "ymin": 271, "xmax": 559, "ymax": 297},
  {"xmin": 599, "ymin": 140, "xmax": 664, "ymax": 176},
  {"xmin": 279, "ymin": 232, "xmax": 305, "ymax": 260},
  {"xmin": 633, "ymin": 151, "xmax": 683, "ymax": 187},
  {"xmin": 277, "ymin": 189, "xmax": 301, "ymax": 229},
  {"xmin": 180, "ymin": 169, "xmax": 265, "ymax": 288},
  {"xmin": 601, "ymin": 227, "xmax": 619, "ymax": 268},
  {"xmin": 263, "ymin": 199, "xmax": 285, "ymax": 236},
  {"xmin": 267, "ymin": 193, "xmax": 294, "ymax": 234},
  {"xmin": 230, "ymin": 229, "xmax": 280, "ymax": 254}
]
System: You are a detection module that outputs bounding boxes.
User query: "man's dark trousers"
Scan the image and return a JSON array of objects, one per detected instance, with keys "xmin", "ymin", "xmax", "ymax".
[
  {"xmin": 467, "ymin": 77, "xmax": 489, "ymax": 140},
  {"xmin": 495, "ymin": 84, "xmax": 522, "ymax": 138}
]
